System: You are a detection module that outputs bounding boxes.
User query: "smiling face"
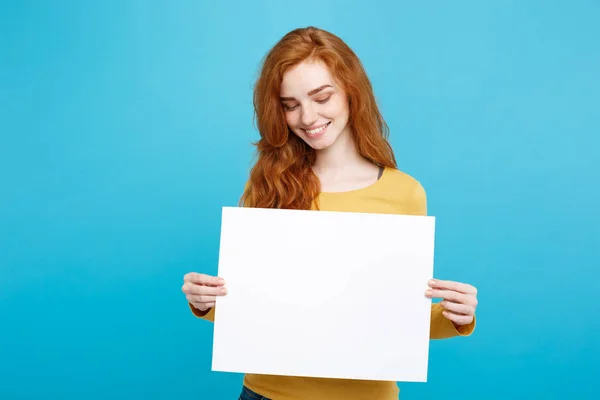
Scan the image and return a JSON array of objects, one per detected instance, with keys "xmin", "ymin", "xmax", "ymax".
[{"xmin": 279, "ymin": 59, "xmax": 351, "ymax": 150}]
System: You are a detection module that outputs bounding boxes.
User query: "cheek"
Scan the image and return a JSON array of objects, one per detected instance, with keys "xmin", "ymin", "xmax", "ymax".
[
  {"xmin": 323, "ymin": 97, "xmax": 350, "ymax": 120},
  {"xmin": 328, "ymin": 105, "xmax": 349, "ymax": 125},
  {"xmin": 284, "ymin": 111, "xmax": 297, "ymax": 128}
]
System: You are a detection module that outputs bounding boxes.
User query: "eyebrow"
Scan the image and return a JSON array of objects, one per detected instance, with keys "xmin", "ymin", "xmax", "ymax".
[{"xmin": 280, "ymin": 84, "xmax": 333, "ymax": 101}]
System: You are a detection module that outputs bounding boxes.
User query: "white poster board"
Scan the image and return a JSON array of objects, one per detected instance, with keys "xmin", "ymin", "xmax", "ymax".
[{"xmin": 212, "ymin": 206, "xmax": 435, "ymax": 382}]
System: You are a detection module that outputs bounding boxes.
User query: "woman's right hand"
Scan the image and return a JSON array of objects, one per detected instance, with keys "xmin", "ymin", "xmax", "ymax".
[{"xmin": 181, "ymin": 272, "xmax": 227, "ymax": 312}]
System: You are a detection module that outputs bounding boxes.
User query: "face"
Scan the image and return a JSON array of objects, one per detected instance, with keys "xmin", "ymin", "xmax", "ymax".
[{"xmin": 279, "ymin": 60, "xmax": 351, "ymax": 150}]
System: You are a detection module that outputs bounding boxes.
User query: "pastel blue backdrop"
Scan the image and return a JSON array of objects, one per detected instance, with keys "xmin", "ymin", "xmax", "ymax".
[{"xmin": 1, "ymin": 1, "xmax": 598, "ymax": 399}]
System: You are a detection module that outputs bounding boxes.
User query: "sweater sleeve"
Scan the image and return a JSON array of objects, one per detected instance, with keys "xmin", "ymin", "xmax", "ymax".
[
  {"xmin": 430, "ymin": 302, "xmax": 476, "ymax": 338},
  {"xmin": 189, "ymin": 302, "xmax": 216, "ymax": 322},
  {"xmin": 412, "ymin": 180, "xmax": 477, "ymax": 339}
]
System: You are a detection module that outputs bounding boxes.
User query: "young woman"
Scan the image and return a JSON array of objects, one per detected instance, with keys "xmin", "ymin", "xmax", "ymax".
[{"xmin": 181, "ymin": 26, "xmax": 478, "ymax": 400}]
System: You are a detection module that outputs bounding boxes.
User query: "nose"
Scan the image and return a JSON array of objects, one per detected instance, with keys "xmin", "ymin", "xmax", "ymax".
[{"xmin": 301, "ymin": 103, "xmax": 318, "ymax": 127}]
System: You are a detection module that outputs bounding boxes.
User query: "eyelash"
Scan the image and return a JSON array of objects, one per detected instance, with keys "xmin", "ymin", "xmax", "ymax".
[{"xmin": 283, "ymin": 96, "xmax": 331, "ymax": 111}]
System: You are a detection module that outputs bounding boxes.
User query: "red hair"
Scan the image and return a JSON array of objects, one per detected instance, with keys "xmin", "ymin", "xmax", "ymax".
[{"xmin": 240, "ymin": 26, "xmax": 397, "ymax": 210}]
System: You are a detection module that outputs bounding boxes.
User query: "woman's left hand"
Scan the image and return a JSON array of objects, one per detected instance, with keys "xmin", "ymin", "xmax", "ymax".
[{"xmin": 425, "ymin": 279, "xmax": 478, "ymax": 326}]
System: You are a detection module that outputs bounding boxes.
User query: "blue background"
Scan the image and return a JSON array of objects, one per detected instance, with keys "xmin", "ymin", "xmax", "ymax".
[{"xmin": 1, "ymin": 1, "xmax": 598, "ymax": 399}]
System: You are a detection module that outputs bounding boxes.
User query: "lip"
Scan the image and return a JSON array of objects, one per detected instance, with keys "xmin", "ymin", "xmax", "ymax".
[
  {"xmin": 303, "ymin": 121, "xmax": 331, "ymax": 138},
  {"xmin": 303, "ymin": 122, "xmax": 330, "ymax": 131}
]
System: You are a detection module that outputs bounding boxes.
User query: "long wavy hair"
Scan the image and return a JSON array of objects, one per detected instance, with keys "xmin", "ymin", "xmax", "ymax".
[{"xmin": 240, "ymin": 26, "xmax": 397, "ymax": 210}]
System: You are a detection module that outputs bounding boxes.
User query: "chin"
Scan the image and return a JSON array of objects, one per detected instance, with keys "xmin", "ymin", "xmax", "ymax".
[{"xmin": 305, "ymin": 137, "xmax": 336, "ymax": 150}]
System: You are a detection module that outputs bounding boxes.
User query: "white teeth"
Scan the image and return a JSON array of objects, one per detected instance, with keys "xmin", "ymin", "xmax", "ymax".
[{"xmin": 306, "ymin": 123, "xmax": 329, "ymax": 135}]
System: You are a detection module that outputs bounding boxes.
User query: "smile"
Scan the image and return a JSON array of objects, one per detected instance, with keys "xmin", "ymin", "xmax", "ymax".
[{"xmin": 304, "ymin": 122, "xmax": 331, "ymax": 136}]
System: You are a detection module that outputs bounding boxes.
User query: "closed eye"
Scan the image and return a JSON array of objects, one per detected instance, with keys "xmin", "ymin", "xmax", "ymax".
[
  {"xmin": 282, "ymin": 94, "xmax": 332, "ymax": 111},
  {"xmin": 282, "ymin": 103, "xmax": 299, "ymax": 111},
  {"xmin": 315, "ymin": 96, "xmax": 331, "ymax": 104}
]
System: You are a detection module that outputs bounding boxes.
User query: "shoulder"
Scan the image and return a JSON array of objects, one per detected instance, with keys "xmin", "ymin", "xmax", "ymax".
[
  {"xmin": 383, "ymin": 167, "xmax": 426, "ymax": 196},
  {"xmin": 380, "ymin": 167, "xmax": 428, "ymax": 215}
]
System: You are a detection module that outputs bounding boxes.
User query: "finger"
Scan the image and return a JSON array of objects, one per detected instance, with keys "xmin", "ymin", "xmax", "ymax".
[
  {"xmin": 191, "ymin": 301, "xmax": 215, "ymax": 312},
  {"xmin": 440, "ymin": 300, "xmax": 475, "ymax": 316},
  {"xmin": 425, "ymin": 289, "xmax": 468, "ymax": 303},
  {"xmin": 442, "ymin": 310, "xmax": 473, "ymax": 325},
  {"xmin": 187, "ymin": 294, "xmax": 216, "ymax": 304},
  {"xmin": 184, "ymin": 272, "xmax": 225, "ymax": 286},
  {"xmin": 182, "ymin": 283, "xmax": 228, "ymax": 296},
  {"xmin": 195, "ymin": 301, "xmax": 216, "ymax": 311},
  {"xmin": 428, "ymin": 279, "xmax": 477, "ymax": 295}
]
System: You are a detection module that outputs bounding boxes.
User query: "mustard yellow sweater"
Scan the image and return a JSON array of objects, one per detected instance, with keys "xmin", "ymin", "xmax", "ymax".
[{"xmin": 189, "ymin": 167, "xmax": 476, "ymax": 399}]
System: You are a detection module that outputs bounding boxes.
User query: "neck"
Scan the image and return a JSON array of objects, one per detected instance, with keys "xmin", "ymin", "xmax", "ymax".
[{"xmin": 312, "ymin": 128, "xmax": 369, "ymax": 176}]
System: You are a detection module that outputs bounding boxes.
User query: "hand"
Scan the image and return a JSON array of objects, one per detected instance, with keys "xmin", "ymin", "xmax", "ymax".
[
  {"xmin": 425, "ymin": 279, "xmax": 478, "ymax": 326},
  {"xmin": 181, "ymin": 272, "xmax": 227, "ymax": 312}
]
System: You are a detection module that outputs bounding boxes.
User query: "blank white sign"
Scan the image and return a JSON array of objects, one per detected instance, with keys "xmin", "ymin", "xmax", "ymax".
[{"xmin": 212, "ymin": 206, "xmax": 435, "ymax": 382}]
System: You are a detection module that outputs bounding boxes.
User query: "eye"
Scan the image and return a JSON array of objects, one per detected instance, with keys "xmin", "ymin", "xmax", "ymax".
[
  {"xmin": 315, "ymin": 95, "xmax": 332, "ymax": 104},
  {"xmin": 282, "ymin": 103, "xmax": 299, "ymax": 111}
]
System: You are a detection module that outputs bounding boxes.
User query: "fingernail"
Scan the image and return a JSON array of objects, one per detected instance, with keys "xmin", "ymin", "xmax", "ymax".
[
  {"xmin": 425, "ymin": 289, "xmax": 433, "ymax": 297},
  {"xmin": 221, "ymin": 287, "xmax": 228, "ymax": 294},
  {"xmin": 218, "ymin": 278, "xmax": 225, "ymax": 284},
  {"xmin": 428, "ymin": 279, "xmax": 435, "ymax": 286}
]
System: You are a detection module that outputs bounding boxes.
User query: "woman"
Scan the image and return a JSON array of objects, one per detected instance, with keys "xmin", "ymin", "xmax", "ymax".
[{"xmin": 181, "ymin": 26, "xmax": 478, "ymax": 400}]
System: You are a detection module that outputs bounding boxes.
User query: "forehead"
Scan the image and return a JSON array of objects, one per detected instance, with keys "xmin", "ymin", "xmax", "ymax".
[{"xmin": 280, "ymin": 60, "xmax": 334, "ymax": 96}]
